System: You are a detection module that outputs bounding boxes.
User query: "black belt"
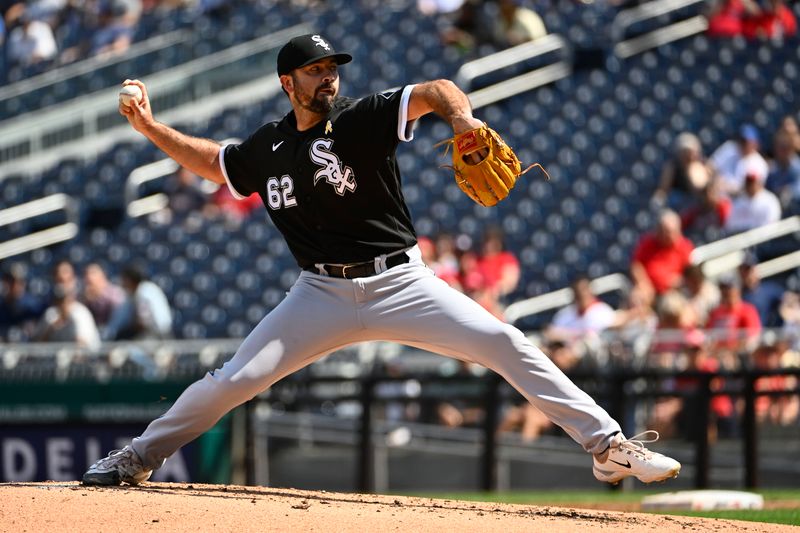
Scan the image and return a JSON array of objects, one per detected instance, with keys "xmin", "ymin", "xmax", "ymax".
[{"xmin": 304, "ymin": 253, "xmax": 410, "ymax": 279}]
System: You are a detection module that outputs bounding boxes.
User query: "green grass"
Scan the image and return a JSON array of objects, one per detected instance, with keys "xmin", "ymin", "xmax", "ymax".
[
  {"xmin": 661, "ymin": 509, "xmax": 800, "ymax": 526},
  {"xmin": 405, "ymin": 489, "xmax": 800, "ymax": 526}
]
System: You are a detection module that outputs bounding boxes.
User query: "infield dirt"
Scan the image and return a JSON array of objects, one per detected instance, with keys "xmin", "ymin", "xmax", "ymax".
[{"xmin": 0, "ymin": 482, "xmax": 796, "ymax": 532}]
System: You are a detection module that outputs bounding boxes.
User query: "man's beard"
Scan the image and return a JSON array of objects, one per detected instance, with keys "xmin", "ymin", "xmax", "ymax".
[{"xmin": 295, "ymin": 81, "xmax": 335, "ymax": 114}]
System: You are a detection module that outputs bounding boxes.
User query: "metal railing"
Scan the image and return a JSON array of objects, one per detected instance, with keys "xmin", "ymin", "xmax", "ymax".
[
  {"xmin": 504, "ymin": 273, "xmax": 630, "ymax": 324},
  {"xmin": 611, "ymin": 0, "xmax": 708, "ymax": 59},
  {"xmin": 456, "ymin": 34, "xmax": 573, "ymax": 110},
  {"xmin": 0, "ymin": 23, "xmax": 308, "ymax": 174},
  {"xmin": 691, "ymin": 216, "xmax": 800, "ymax": 264},
  {"xmin": 124, "ymin": 138, "xmax": 239, "ymax": 218},
  {"xmin": 505, "ymin": 216, "xmax": 800, "ymax": 324},
  {"xmin": 0, "ymin": 30, "xmax": 191, "ymax": 105},
  {"xmin": 0, "ymin": 194, "xmax": 79, "ymax": 260},
  {"xmin": 247, "ymin": 367, "xmax": 800, "ymax": 491},
  {"xmin": 2, "ymin": 331, "xmax": 798, "ymax": 490}
]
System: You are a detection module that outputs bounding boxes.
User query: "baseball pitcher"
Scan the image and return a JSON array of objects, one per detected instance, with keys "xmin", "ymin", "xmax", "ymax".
[{"xmin": 83, "ymin": 34, "xmax": 680, "ymax": 487}]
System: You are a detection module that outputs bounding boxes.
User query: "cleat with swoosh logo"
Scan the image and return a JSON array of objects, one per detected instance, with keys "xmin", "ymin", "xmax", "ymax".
[{"xmin": 593, "ymin": 431, "xmax": 681, "ymax": 484}]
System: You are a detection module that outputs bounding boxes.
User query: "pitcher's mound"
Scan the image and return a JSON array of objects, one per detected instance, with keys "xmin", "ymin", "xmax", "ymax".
[{"xmin": 0, "ymin": 482, "xmax": 792, "ymax": 532}]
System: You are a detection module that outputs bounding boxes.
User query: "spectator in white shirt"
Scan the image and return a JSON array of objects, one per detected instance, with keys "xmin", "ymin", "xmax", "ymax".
[
  {"xmin": 710, "ymin": 124, "xmax": 769, "ymax": 197},
  {"xmin": 725, "ymin": 170, "xmax": 782, "ymax": 234},
  {"xmin": 547, "ymin": 276, "xmax": 616, "ymax": 342},
  {"xmin": 104, "ymin": 263, "xmax": 173, "ymax": 340},
  {"xmin": 36, "ymin": 285, "xmax": 101, "ymax": 351},
  {"xmin": 6, "ymin": 12, "xmax": 57, "ymax": 67}
]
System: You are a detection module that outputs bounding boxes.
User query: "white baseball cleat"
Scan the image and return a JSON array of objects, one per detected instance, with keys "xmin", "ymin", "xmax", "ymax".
[
  {"xmin": 593, "ymin": 431, "xmax": 681, "ymax": 484},
  {"xmin": 82, "ymin": 445, "xmax": 152, "ymax": 486}
]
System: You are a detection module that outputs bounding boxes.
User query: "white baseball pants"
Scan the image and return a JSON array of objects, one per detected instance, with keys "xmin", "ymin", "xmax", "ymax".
[{"xmin": 132, "ymin": 249, "xmax": 621, "ymax": 469}]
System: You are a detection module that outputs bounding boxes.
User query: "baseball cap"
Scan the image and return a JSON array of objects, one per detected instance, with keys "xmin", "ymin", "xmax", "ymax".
[
  {"xmin": 674, "ymin": 132, "xmax": 701, "ymax": 154},
  {"xmin": 717, "ymin": 272, "xmax": 741, "ymax": 289},
  {"xmin": 740, "ymin": 250, "xmax": 759, "ymax": 267},
  {"xmin": 739, "ymin": 124, "xmax": 760, "ymax": 143},
  {"xmin": 277, "ymin": 34, "xmax": 352, "ymax": 76}
]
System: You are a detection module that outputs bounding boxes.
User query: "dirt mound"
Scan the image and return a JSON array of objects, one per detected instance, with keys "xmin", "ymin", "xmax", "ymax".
[{"xmin": 0, "ymin": 482, "xmax": 794, "ymax": 533}]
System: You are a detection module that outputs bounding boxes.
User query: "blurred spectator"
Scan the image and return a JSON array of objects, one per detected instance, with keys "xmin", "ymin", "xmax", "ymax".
[
  {"xmin": 477, "ymin": 227, "xmax": 520, "ymax": 300},
  {"xmin": 6, "ymin": 10, "xmax": 57, "ymax": 68},
  {"xmin": 454, "ymin": 228, "xmax": 520, "ymax": 320},
  {"xmin": 752, "ymin": 343, "xmax": 799, "ymax": 426},
  {"xmin": 610, "ymin": 287, "xmax": 658, "ymax": 339},
  {"xmin": 724, "ymin": 170, "xmax": 781, "ymax": 234},
  {"xmin": 81, "ymin": 262, "xmax": 125, "ymax": 328},
  {"xmin": 547, "ymin": 276, "xmax": 616, "ymax": 342},
  {"xmin": 0, "ymin": 262, "xmax": 46, "ymax": 341},
  {"xmin": 431, "ymin": 233, "xmax": 461, "ymax": 288},
  {"xmin": 706, "ymin": 0, "xmax": 759, "ymax": 38},
  {"xmin": 418, "ymin": 235, "xmax": 437, "ymax": 265},
  {"xmin": 737, "ymin": 254, "xmax": 784, "ymax": 327},
  {"xmin": 458, "ymin": 249, "xmax": 484, "ymax": 295},
  {"xmin": 497, "ymin": 402, "xmax": 551, "ymax": 443},
  {"xmin": 417, "ymin": 0, "xmax": 464, "ymax": 15},
  {"xmin": 631, "ymin": 209, "xmax": 694, "ymax": 303},
  {"xmin": 650, "ymin": 290, "xmax": 698, "ymax": 363},
  {"xmin": 681, "ymin": 264, "xmax": 721, "ymax": 325},
  {"xmin": 680, "ymin": 179, "xmax": 732, "ymax": 233},
  {"xmin": 90, "ymin": 0, "xmax": 139, "ymax": 58},
  {"xmin": 741, "ymin": 0, "xmax": 797, "ymax": 39},
  {"xmin": 417, "ymin": 234, "xmax": 462, "ymax": 288},
  {"xmin": 165, "ymin": 166, "xmax": 208, "ymax": 218},
  {"xmin": 493, "ymin": 0, "xmax": 547, "ymax": 48},
  {"xmin": 776, "ymin": 115, "xmax": 800, "ymax": 153},
  {"xmin": 104, "ymin": 263, "xmax": 172, "ymax": 340},
  {"xmin": 779, "ymin": 291, "xmax": 800, "ymax": 350},
  {"xmin": 52, "ymin": 259, "xmax": 79, "ymax": 299},
  {"xmin": 440, "ymin": 0, "xmax": 493, "ymax": 52},
  {"xmin": 653, "ymin": 132, "xmax": 711, "ymax": 210},
  {"xmin": 710, "ymin": 124, "xmax": 769, "ymax": 197},
  {"xmin": 35, "ymin": 285, "xmax": 101, "ymax": 351},
  {"xmin": 206, "ymin": 183, "xmax": 261, "ymax": 225},
  {"xmin": 706, "ymin": 274, "xmax": 762, "ymax": 351},
  {"xmin": 766, "ymin": 131, "xmax": 800, "ymax": 208},
  {"xmin": 672, "ymin": 330, "xmax": 737, "ymax": 441},
  {"xmin": 435, "ymin": 361, "xmax": 486, "ymax": 429}
]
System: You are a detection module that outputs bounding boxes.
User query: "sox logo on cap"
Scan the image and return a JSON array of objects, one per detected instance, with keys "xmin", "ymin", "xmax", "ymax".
[{"xmin": 311, "ymin": 35, "xmax": 331, "ymax": 51}]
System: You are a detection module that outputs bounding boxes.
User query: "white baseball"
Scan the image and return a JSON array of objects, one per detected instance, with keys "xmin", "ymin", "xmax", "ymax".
[{"xmin": 119, "ymin": 85, "xmax": 143, "ymax": 107}]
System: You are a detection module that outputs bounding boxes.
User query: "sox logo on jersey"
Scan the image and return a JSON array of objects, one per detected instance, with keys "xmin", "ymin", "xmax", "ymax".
[{"xmin": 310, "ymin": 138, "xmax": 357, "ymax": 195}]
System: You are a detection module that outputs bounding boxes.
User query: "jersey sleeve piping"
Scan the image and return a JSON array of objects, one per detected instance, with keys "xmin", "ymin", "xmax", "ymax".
[
  {"xmin": 218, "ymin": 144, "xmax": 249, "ymax": 200},
  {"xmin": 397, "ymin": 84, "xmax": 417, "ymax": 143}
]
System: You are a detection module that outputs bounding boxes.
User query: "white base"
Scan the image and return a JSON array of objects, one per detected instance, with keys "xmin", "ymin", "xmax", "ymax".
[{"xmin": 641, "ymin": 490, "xmax": 764, "ymax": 511}]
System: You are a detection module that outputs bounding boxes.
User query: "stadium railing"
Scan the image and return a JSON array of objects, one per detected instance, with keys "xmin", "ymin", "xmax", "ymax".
[
  {"xmin": 124, "ymin": 138, "xmax": 239, "ymax": 219},
  {"xmin": 505, "ymin": 216, "xmax": 800, "ymax": 326},
  {"xmin": 0, "ymin": 30, "xmax": 192, "ymax": 119},
  {"xmin": 456, "ymin": 34, "xmax": 573, "ymax": 110},
  {"xmin": 2, "ymin": 330, "xmax": 798, "ymax": 490},
  {"xmin": 0, "ymin": 194, "xmax": 79, "ymax": 261},
  {"xmin": 611, "ymin": 0, "xmax": 708, "ymax": 59},
  {"xmin": 0, "ymin": 24, "xmax": 309, "ymax": 177}
]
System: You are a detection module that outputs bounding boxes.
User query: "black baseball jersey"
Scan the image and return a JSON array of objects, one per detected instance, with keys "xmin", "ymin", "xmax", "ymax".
[{"xmin": 221, "ymin": 86, "xmax": 418, "ymax": 268}]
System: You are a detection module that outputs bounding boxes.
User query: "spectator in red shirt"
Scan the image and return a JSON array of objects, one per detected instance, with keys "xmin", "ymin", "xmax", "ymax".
[
  {"xmin": 680, "ymin": 179, "xmax": 732, "ymax": 234},
  {"xmin": 674, "ymin": 329, "xmax": 738, "ymax": 440},
  {"xmin": 631, "ymin": 210, "xmax": 695, "ymax": 305},
  {"xmin": 707, "ymin": 0, "xmax": 756, "ymax": 37},
  {"xmin": 208, "ymin": 182, "xmax": 261, "ymax": 225},
  {"xmin": 752, "ymin": 343, "xmax": 799, "ymax": 426},
  {"xmin": 742, "ymin": 0, "xmax": 797, "ymax": 39},
  {"xmin": 431, "ymin": 233, "xmax": 462, "ymax": 289},
  {"xmin": 706, "ymin": 274, "xmax": 762, "ymax": 351},
  {"xmin": 476, "ymin": 227, "xmax": 520, "ymax": 300}
]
